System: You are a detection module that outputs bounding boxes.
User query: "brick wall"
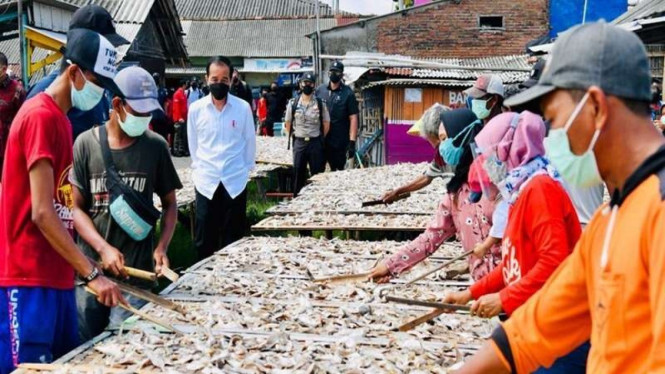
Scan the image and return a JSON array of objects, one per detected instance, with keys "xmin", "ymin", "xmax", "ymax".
[{"xmin": 376, "ymin": 0, "xmax": 549, "ymax": 58}]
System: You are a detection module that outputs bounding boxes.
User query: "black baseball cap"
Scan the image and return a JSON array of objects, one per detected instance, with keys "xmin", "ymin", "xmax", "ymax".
[
  {"xmin": 519, "ymin": 58, "xmax": 546, "ymax": 89},
  {"xmin": 329, "ymin": 61, "xmax": 344, "ymax": 72},
  {"xmin": 64, "ymin": 28, "xmax": 122, "ymax": 96},
  {"xmin": 506, "ymin": 22, "xmax": 651, "ymax": 108},
  {"xmin": 301, "ymin": 73, "xmax": 315, "ymax": 83},
  {"xmin": 69, "ymin": 5, "xmax": 129, "ymax": 47}
]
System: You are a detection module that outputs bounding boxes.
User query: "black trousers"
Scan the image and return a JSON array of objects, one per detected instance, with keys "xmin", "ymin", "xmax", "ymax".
[
  {"xmin": 194, "ymin": 184, "xmax": 247, "ymax": 260},
  {"xmin": 261, "ymin": 119, "xmax": 275, "ymax": 136},
  {"xmin": 325, "ymin": 145, "xmax": 347, "ymax": 171},
  {"xmin": 293, "ymin": 137, "xmax": 325, "ymax": 196}
]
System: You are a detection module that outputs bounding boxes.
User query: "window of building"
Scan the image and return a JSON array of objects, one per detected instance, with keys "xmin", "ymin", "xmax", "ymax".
[{"xmin": 479, "ymin": 16, "xmax": 504, "ymax": 31}]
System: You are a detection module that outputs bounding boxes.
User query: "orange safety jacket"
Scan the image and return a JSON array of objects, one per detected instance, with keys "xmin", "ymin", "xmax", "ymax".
[{"xmin": 490, "ymin": 146, "xmax": 665, "ymax": 373}]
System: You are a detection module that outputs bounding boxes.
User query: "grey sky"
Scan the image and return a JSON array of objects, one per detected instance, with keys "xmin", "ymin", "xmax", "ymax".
[{"xmin": 322, "ymin": 0, "xmax": 394, "ymax": 16}]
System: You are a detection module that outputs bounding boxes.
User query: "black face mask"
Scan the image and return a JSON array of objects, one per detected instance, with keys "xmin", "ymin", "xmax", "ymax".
[
  {"xmin": 329, "ymin": 72, "xmax": 342, "ymax": 84},
  {"xmin": 302, "ymin": 85, "xmax": 314, "ymax": 95},
  {"xmin": 209, "ymin": 83, "xmax": 229, "ymax": 100}
]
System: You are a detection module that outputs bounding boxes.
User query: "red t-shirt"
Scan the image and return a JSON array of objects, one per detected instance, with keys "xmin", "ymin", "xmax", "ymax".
[
  {"xmin": 0, "ymin": 93, "xmax": 75, "ymax": 289},
  {"xmin": 469, "ymin": 174, "xmax": 581, "ymax": 315},
  {"xmin": 172, "ymin": 88, "xmax": 188, "ymax": 122}
]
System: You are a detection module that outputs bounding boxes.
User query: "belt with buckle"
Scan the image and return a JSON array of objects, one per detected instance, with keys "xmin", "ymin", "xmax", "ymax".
[{"xmin": 295, "ymin": 136, "xmax": 319, "ymax": 142}]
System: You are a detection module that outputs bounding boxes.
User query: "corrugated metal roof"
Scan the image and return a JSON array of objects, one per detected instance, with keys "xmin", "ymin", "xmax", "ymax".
[
  {"xmin": 185, "ymin": 18, "xmax": 336, "ymax": 57},
  {"xmin": 615, "ymin": 0, "xmax": 665, "ymax": 23},
  {"xmin": 53, "ymin": 0, "xmax": 155, "ymax": 24},
  {"xmin": 174, "ymin": 0, "xmax": 342, "ymax": 21},
  {"xmin": 165, "ymin": 66, "xmax": 205, "ymax": 75},
  {"xmin": 0, "ymin": 0, "xmax": 162, "ymax": 24},
  {"xmin": 363, "ymin": 79, "xmax": 476, "ymax": 89},
  {"xmin": 358, "ymin": 54, "xmax": 531, "ymax": 84},
  {"xmin": 0, "ymin": 37, "xmax": 51, "ymax": 65}
]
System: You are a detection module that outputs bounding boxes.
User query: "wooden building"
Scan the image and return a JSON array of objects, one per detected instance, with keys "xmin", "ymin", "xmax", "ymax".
[{"xmin": 342, "ymin": 53, "xmax": 531, "ymax": 166}]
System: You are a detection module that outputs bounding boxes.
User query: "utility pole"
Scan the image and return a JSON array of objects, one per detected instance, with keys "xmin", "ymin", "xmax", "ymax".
[
  {"xmin": 398, "ymin": 0, "xmax": 405, "ymax": 10},
  {"xmin": 582, "ymin": 0, "xmax": 589, "ymax": 24},
  {"xmin": 18, "ymin": 0, "xmax": 26, "ymax": 85},
  {"xmin": 315, "ymin": 0, "xmax": 322, "ymax": 82}
]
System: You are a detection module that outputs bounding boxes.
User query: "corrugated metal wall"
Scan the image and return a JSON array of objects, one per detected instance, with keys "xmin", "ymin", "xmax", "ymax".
[{"xmin": 32, "ymin": 2, "xmax": 73, "ymax": 33}]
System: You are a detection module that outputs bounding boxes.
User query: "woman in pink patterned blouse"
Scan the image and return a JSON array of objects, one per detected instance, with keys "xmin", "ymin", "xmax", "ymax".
[{"xmin": 369, "ymin": 107, "xmax": 502, "ymax": 282}]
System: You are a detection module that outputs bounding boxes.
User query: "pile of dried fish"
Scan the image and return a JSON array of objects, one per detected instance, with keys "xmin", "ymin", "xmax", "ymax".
[
  {"xmin": 268, "ymin": 191, "xmax": 442, "ymax": 215},
  {"xmin": 305, "ymin": 163, "xmax": 448, "ymax": 194},
  {"xmin": 256, "ymin": 136, "xmax": 293, "ymax": 166},
  {"xmin": 252, "ymin": 212, "xmax": 431, "ymax": 231},
  {"xmin": 37, "ymin": 237, "xmax": 489, "ymax": 373},
  {"xmin": 153, "ymin": 163, "xmax": 287, "ymax": 210}
]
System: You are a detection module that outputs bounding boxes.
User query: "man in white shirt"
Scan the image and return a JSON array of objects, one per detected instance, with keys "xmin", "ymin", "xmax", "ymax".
[
  {"xmin": 187, "ymin": 56, "xmax": 256, "ymax": 260},
  {"xmin": 186, "ymin": 80, "xmax": 204, "ymax": 106}
]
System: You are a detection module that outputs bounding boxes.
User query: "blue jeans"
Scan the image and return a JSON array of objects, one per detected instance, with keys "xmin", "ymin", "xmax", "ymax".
[
  {"xmin": 533, "ymin": 341, "xmax": 590, "ymax": 374},
  {"xmin": 0, "ymin": 287, "xmax": 78, "ymax": 374}
]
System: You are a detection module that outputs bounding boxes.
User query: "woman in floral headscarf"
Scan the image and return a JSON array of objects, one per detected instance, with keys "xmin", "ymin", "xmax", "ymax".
[
  {"xmin": 446, "ymin": 111, "xmax": 588, "ymax": 374},
  {"xmin": 369, "ymin": 108, "xmax": 503, "ymax": 283}
]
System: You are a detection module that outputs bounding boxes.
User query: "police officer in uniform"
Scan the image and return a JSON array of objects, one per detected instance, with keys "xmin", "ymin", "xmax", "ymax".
[
  {"xmin": 285, "ymin": 73, "xmax": 330, "ymax": 195},
  {"xmin": 316, "ymin": 61, "xmax": 359, "ymax": 171}
]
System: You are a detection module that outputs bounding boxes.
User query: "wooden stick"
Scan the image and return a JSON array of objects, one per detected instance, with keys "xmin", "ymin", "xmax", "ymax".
[
  {"xmin": 384, "ymin": 295, "xmax": 471, "ymax": 311},
  {"xmin": 160, "ymin": 266, "xmax": 180, "ymax": 282},
  {"xmin": 115, "ymin": 282, "xmax": 186, "ymax": 316},
  {"xmin": 398, "ymin": 308, "xmax": 447, "ymax": 332},
  {"xmin": 124, "ymin": 266, "xmax": 157, "ymax": 282},
  {"xmin": 313, "ymin": 272, "xmax": 371, "ymax": 284},
  {"xmin": 404, "ymin": 250, "xmax": 474, "ymax": 286},
  {"xmin": 18, "ymin": 363, "xmax": 126, "ymax": 373},
  {"xmin": 84, "ymin": 287, "xmax": 179, "ymax": 334},
  {"xmin": 361, "ymin": 192, "xmax": 411, "ymax": 207}
]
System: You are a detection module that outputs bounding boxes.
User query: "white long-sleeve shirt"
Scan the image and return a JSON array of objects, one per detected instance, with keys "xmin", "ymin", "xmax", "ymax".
[{"xmin": 187, "ymin": 93, "xmax": 256, "ymax": 199}]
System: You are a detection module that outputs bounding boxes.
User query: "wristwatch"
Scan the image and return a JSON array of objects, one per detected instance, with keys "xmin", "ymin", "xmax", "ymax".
[{"xmin": 82, "ymin": 267, "xmax": 100, "ymax": 284}]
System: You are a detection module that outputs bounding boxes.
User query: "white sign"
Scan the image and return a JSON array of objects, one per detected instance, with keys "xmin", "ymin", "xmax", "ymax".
[
  {"xmin": 449, "ymin": 91, "xmax": 469, "ymax": 106},
  {"xmin": 405, "ymin": 88, "xmax": 422, "ymax": 103},
  {"xmin": 244, "ymin": 58, "xmax": 303, "ymax": 72}
]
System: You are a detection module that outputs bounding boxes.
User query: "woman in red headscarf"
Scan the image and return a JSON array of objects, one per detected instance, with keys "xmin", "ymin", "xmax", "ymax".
[{"xmin": 446, "ymin": 111, "xmax": 588, "ymax": 374}]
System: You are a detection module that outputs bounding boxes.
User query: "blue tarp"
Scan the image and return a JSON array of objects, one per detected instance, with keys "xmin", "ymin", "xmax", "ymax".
[{"xmin": 550, "ymin": 0, "xmax": 628, "ymax": 37}]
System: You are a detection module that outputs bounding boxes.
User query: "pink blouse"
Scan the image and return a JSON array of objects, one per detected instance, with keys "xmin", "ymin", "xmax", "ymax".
[{"xmin": 386, "ymin": 184, "xmax": 502, "ymax": 281}]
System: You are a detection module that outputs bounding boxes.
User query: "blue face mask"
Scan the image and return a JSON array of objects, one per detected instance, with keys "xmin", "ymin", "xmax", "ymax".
[
  {"xmin": 71, "ymin": 68, "xmax": 104, "ymax": 111},
  {"xmin": 438, "ymin": 122, "xmax": 475, "ymax": 166},
  {"xmin": 118, "ymin": 105, "xmax": 152, "ymax": 137},
  {"xmin": 471, "ymin": 98, "xmax": 492, "ymax": 120}
]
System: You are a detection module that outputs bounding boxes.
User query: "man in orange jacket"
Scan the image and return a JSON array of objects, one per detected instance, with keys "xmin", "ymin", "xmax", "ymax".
[{"xmin": 455, "ymin": 22, "xmax": 665, "ymax": 374}]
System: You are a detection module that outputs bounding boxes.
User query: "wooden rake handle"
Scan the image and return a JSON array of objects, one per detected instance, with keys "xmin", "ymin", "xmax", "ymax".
[
  {"xmin": 84, "ymin": 286, "xmax": 179, "ymax": 334},
  {"xmin": 313, "ymin": 272, "xmax": 371, "ymax": 284}
]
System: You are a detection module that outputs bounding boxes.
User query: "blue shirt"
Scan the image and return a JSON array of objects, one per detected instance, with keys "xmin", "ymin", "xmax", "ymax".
[
  {"xmin": 187, "ymin": 93, "xmax": 256, "ymax": 199},
  {"xmin": 27, "ymin": 71, "xmax": 110, "ymax": 141}
]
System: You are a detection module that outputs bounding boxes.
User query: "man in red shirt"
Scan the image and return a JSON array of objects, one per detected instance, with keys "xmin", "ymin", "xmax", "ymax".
[
  {"xmin": 0, "ymin": 52, "xmax": 26, "ymax": 179},
  {"xmin": 0, "ymin": 29, "xmax": 124, "ymax": 373},
  {"xmin": 172, "ymin": 79, "xmax": 188, "ymax": 156}
]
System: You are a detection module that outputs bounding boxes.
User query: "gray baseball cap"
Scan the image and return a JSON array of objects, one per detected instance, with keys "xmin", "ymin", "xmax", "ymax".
[
  {"xmin": 505, "ymin": 22, "xmax": 652, "ymax": 108},
  {"xmin": 114, "ymin": 66, "xmax": 162, "ymax": 113}
]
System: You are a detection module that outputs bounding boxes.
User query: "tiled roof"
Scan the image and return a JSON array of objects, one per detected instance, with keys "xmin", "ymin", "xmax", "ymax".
[
  {"xmin": 381, "ymin": 55, "xmax": 531, "ymax": 84},
  {"xmin": 615, "ymin": 0, "xmax": 665, "ymax": 23},
  {"xmin": 174, "ymin": 0, "xmax": 344, "ymax": 21},
  {"xmin": 183, "ymin": 18, "xmax": 337, "ymax": 58},
  {"xmin": 363, "ymin": 79, "xmax": 478, "ymax": 89}
]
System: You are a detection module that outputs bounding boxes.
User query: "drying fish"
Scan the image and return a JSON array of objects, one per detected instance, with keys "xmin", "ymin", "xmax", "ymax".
[
  {"xmin": 253, "ymin": 212, "xmax": 431, "ymax": 232},
  {"xmin": 255, "ymin": 136, "xmax": 293, "ymax": 166},
  {"xmin": 267, "ymin": 191, "xmax": 441, "ymax": 215},
  {"xmin": 32, "ymin": 237, "xmax": 488, "ymax": 373}
]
